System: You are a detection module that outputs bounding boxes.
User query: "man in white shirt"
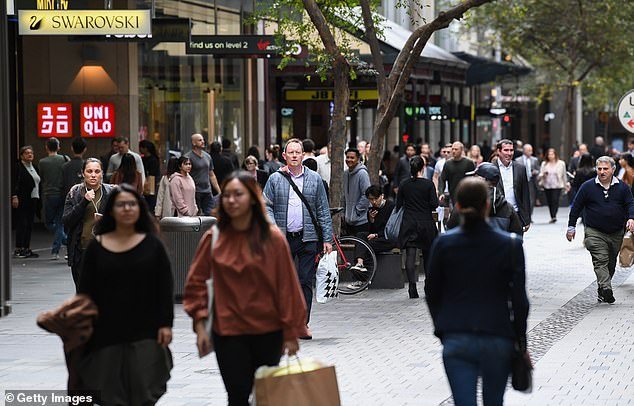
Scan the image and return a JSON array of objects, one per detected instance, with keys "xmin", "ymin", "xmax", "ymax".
[
  {"xmin": 496, "ymin": 139, "xmax": 531, "ymax": 233},
  {"xmin": 106, "ymin": 137, "xmax": 145, "ymax": 185}
]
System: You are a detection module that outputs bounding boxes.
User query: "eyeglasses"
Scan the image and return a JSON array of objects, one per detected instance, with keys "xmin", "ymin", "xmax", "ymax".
[{"xmin": 114, "ymin": 200, "xmax": 138, "ymax": 209}]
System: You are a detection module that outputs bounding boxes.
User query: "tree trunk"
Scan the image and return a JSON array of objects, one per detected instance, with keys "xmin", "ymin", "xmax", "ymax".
[
  {"xmin": 562, "ymin": 85, "xmax": 575, "ymax": 159},
  {"xmin": 328, "ymin": 56, "xmax": 350, "ymax": 235}
]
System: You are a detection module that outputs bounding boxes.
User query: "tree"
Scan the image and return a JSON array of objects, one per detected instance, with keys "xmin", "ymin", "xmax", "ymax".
[{"xmin": 473, "ymin": 0, "xmax": 634, "ymax": 156}]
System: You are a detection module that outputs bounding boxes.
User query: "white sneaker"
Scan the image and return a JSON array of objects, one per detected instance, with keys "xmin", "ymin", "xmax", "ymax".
[
  {"xmin": 51, "ymin": 253, "xmax": 59, "ymax": 260},
  {"xmin": 349, "ymin": 264, "xmax": 367, "ymax": 273},
  {"xmin": 346, "ymin": 281, "xmax": 364, "ymax": 289}
]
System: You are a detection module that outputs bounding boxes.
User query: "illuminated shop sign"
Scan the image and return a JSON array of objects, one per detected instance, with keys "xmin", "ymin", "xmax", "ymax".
[
  {"xmin": 36, "ymin": 0, "xmax": 69, "ymax": 9},
  {"xmin": 80, "ymin": 103, "xmax": 115, "ymax": 137},
  {"xmin": 284, "ymin": 89, "xmax": 379, "ymax": 101},
  {"xmin": 18, "ymin": 10, "xmax": 152, "ymax": 36},
  {"xmin": 404, "ymin": 105, "xmax": 447, "ymax": 120},
  {"xmin": 38, "ymin": 103, "xmax": 72, "ymax": 137},
  {"xmin": 186, "ymin": 35, "xmax": 304, "ymax": 57}
]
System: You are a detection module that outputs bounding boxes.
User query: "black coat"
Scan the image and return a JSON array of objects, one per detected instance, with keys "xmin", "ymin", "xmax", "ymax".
[
  {"xmin": 211, "ymin": 152, "xmax": 235, "ymax": 186},
  {"xmin": 13, "ymin": 161, "xmax": 37, "ymax": 201},
  {"xmin": 392, "ymin": 156, "xmax": 411, "ymax": 189},
  {"xmin": 256, "ymin": 169, "xmax": 269, "ymax": 190},
  {"xmin": 496, "ymin": 160, "xmax": 531, "ymax": 226},
  {"xmin": 396, "ymin": 177, "xmax": 438, "ymax": 249}
]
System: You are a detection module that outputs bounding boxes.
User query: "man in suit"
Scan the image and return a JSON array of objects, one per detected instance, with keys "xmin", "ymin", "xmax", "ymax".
[
  {"xmin": 496, "ymin": 139, "xmax": 531, "ymax": 233},
  {"xmin": 392, "ymin": 143, "xmax": 416, "ymax": 194},
  {"xmin": 515, "ymin": 143, "xmax": 540, "ymax": 217}
]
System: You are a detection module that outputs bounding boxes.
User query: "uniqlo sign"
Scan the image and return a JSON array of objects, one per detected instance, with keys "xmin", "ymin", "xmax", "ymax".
[
  {"xmin": 38, "ymin": 103, "xmax": 72, "ymax": 137},
  {"xmin": 80, "ymin": 103, "xmax": 115, "ymax": 137}
]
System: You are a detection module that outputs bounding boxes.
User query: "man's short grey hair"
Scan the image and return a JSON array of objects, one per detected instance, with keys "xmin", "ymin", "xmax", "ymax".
[{"xmin": 596, "ymin": 156, "xmax": 616, "ymax": 169}]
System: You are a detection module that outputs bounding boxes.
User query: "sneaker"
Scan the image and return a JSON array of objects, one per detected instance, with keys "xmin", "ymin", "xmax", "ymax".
[
  {"xmin": 346, "ymin": 281, "xmax": 364, "ymax": 290},
  {"xmin": 13, "ymin": 249, "xmax": 24, "ymax": 258},
  {"xmin": 299, "ymin": 326, "xmax": 312, "ymax": 340},
  {"xmin": 51, "ymin": 253, "xmax": 59, "ymax": 260},
  {"xmin": 23, "ymin": 249, "xmax": 39, "ymax": 258},
  {"xmin": 602, "ymin": 288, "xmax": 616, "ymax": 304},
  {"xmin": 349, "ymin": 263, "xmax": 367, "ymax": 273},
  {"xmin": 64, "ymin": 255, "xmax": 68, "ymax": 261}
]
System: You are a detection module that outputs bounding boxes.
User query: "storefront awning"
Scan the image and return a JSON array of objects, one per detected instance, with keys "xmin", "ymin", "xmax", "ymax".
[{"xmin": 452, "ymin": 52, "xmax": 532, "ymax": 85}]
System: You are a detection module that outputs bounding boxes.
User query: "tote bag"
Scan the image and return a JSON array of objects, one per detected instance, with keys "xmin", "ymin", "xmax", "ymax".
[{"xmin": 384, "ymin": 207, "xmax": 403, "ymax": 244}]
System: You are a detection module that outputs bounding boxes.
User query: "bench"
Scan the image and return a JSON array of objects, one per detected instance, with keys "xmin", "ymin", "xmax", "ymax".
[{"xmin": 369, "ymin": 250, "xmax": 404, "ymax": 289}]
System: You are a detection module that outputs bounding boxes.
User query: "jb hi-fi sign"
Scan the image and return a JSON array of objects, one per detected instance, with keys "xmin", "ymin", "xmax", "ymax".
[{"xmin": 38, "ymin": 102, "xmax": 115, "ymax": 137}]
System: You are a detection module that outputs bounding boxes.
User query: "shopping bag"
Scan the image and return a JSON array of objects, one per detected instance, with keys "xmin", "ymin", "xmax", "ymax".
[
  {"xmin": 254, "ymin": 358, "xmax": 341, "ymax": 406},
  {"xmin": 316, "ymin": 251, "xmax": 339, "ymax": 304},
  {"xmin": 619, "ymin": 231, "xmax": 634, "ymax": 267},
  {"xmin": 384, "ymin": 207, "xmax": 403, "ymax": 244},
  {"xmin": 143, "ymin": 175, "xmax": 156, "ymax": 195}
]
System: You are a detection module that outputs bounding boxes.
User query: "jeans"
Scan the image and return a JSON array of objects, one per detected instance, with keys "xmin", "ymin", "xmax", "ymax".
[
  {"xmin": 213, "ymin": 330, "xmax": 283, "ymax": 406},
  {"xmin": 286, "ymin": 234, "xmax": 318, "ymax": 324},
  {"xmin": 442, "ymin": 333, "xmax": 514, "ymax": 406},
  {"xmin": 584, "ymin": 227, "xmax": 624, "ymax": 290},
  {"xmin": 195, "ymin": 191, "xmax": 213, "ymax": 216},
  {"xmin": 44, "ymin": 195, "xmax": 67, "ymax": 254}
]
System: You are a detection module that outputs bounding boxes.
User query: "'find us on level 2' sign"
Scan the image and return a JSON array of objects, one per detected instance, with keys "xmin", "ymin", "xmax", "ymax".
[{"xmin": 617, "ymin": 89, "xmax": 634, "ymax": 133}]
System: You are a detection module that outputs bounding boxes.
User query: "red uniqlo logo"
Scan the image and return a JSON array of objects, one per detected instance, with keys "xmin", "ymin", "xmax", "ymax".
[
  {"xmin": 80, "ymin": 103, "xmax": 115, "ymax": 138},
  {"xmin": 38, "ymin": 103, "xmax": 72, "ymax": 137}
]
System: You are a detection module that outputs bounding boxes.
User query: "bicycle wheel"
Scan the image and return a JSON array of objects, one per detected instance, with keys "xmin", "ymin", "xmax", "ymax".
[{"xmin": 336, "ymin": 236, "xmax": 377, "ymax": 295}]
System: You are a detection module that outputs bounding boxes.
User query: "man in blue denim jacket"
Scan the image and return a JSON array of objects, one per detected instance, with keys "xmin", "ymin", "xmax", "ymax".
[{"xmin": 263, "ymin": 138, "xmax": 333, "ymax": 339}]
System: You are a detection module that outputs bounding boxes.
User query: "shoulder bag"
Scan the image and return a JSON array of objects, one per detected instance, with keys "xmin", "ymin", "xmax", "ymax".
[
  {"xmin": 279, "ymin": 171, "xmax": 324, "ymax": 245},
  {"xmin": 509, "ymin": 234, "xmax": 533, "ymax": 392}
]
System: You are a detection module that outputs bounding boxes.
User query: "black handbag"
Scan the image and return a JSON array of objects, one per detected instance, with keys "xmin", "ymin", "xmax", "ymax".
[{"xmin": 509, "ymin": 234, "xmax": 533, "ymax": 392}]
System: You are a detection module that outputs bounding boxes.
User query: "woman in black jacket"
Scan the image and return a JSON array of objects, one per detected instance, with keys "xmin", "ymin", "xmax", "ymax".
[
  {"xmin": 395, "ymin": 156, "xmax": 438, "ymax": 298},
  {"xmin": 139, "ymin": 140, "xmax": 161, "ymax": 211},
  {"xmin": 62, "ymin": 158, "xmax": 114, "ymax": 290},
  {"xmin": 425, "ymin": 177, "xmax": 530, "ymax": 406},
  {"xmin": 12, "ymin": 146, "xmax": 40, "ymax": 258}
]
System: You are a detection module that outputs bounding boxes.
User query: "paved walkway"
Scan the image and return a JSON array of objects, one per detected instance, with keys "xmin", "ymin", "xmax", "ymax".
[{"xmin": 0, "ymin": 207, "xmax": 633, "ymax": 405}]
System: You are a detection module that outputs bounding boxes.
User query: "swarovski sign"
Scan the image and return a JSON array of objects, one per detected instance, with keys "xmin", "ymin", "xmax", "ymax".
[{"xmin": 18, "ymin": 10, "xmax": 152, "ymax": 35}]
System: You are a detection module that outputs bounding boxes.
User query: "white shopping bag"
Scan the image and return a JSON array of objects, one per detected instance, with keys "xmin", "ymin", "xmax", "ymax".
[{"xmin": 316, "ymin": 251, "xmax": 339, "ymax": 304}]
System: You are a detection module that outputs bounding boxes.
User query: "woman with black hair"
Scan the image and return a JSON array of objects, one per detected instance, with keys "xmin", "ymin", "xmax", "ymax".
[
  {"xmin": 395, "ymin": 156, "xmax": 439, "ymax": 299},
  {"xmin": 63, "ymin": 158, "xmax": 114, "ymax": 290},
  {"xmin": 169, "ymin": 156, "xmax": 198, "ymax": 217},
  {"xmin": 571, "ymin": 154, "xmax": 597, "ymax": 202},
  {"xmin": 183, "ymin": 172, "xmax": 307, "ymax": 406},
  {"xmin": 425, "ymin": 177, "xmax": 529, "ymax": 406},
  {"xmin": 77, "ymin": 184, "xmax": 173, "ymax": 405},
  {"xmin": 111, "ymin": 153, "xmax": 143, "ymax": 195},
  {"xmin": 139, "ymin": 140, "xmax": 161, "ymax": 211}
]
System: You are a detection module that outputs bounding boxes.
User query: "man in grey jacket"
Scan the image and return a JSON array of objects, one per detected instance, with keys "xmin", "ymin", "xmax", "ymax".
[
  {"xmin": 343, "ymin": 148, "xmax": 371, "ymax": 236},
  {"xmin": 263, "ymin": 138, "xmax": 333, "ymax": 339}
]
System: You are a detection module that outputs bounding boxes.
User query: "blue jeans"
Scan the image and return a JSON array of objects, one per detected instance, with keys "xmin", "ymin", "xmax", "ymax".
[
  {"xmin": 195, "ymin": 191, "xmax": 213, "ymax": 216},
  {"xmin": 442, "ymin": 333, "xmax": 514, "ymax": 406},
  {"xmin": 44, "ymin": 195, "xmax": 67, "ymax": 255},
  {"xmin": 286, "ymin": 234, "xmax": 318, "ymax": 324}
]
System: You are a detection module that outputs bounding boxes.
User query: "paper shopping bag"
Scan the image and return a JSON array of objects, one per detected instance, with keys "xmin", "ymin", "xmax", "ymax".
[
  {"xmin": 254, "ymin": 365, "xmax": 341, "ymax": 406},
  {"xmin": 619, "ymin": 231, "xmax": 634, "ymax": 267}
]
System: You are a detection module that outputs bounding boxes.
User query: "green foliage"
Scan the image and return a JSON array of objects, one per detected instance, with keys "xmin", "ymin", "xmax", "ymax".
[
  {"xmin": 253, "ymin": 0, "xmax": 383, "ymax": 82},
  {"xmin": 472, "ymin": 0, "xmax": 634, "ymax": 108}
]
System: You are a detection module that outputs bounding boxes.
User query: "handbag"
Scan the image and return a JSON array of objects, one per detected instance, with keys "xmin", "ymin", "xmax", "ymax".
[
  {"xmin": 619, "ymin": 231, "xmax": 634, "ymax": 267},
  {"xmin": 509, "ymin": 234, "xmax": 533, "ymax": 392},
  {"xmin": 254, "ymin": 357, "xmax": 341, "ymax": 406},
  {"xmin": 279, "ymin": 170, "xmax": 324, "ymax": 245},
  {"xmin": 202, "ymin": 225, "xmax": 220, "ymax": 355},
  {"xmin": 315, "ymin": 251, "xmax": 339, "ymax": 304},
  {"xmin": 384, "ymin": 207, "xmax": 403, "ymax": 244}
]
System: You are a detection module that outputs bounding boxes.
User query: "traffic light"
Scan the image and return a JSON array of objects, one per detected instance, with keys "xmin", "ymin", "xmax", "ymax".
[{"xmin": 502, "ymin": 115, "xmax": 511, "ymax": 127}]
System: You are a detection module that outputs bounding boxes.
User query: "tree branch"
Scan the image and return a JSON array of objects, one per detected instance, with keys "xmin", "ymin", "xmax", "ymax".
[
  {"xmin": 302, "ymin": 0, "xmax": 339, "ymax": 57},
  {"xmin": 359, "ymin": 0, "xmax": 387, "ymax": 96}
]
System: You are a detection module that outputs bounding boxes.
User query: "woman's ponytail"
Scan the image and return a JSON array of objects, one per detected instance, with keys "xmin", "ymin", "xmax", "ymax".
[{"xmin": 455, "ymin": 177, "xmax": 488, "ymax": 228}]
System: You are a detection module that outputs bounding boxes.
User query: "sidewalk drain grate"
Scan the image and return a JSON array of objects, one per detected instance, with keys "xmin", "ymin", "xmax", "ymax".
[{"xmin": 439, "ymin": 266, "xmax": 633, "ymax": 405}]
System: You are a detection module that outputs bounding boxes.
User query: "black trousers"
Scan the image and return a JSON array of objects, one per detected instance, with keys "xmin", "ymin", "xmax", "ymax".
[
  {"xmin": 405, "ymin": 246, "xmax": 430, "ymax": 284},
  {"xmin": 353, "ymin": 232, "xmax": 395, "ymax": 260},
  {"xmin": 15, "ymin": 198, "xmax": 37, "ymax": 249},
  {"xmin": 344, "ymin": 222, "xmax": 369, "ymax": 236},
  {"xmin": 213, "ymin": 330, "xmax": 283, "ymax": 406},
  {"xmin": 544, "ymin": 188, "xmax": 562, "ymax": 219}
]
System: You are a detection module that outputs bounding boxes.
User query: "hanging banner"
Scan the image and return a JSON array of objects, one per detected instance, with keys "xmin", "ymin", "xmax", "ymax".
[{"xmin": 18, "ymin": 9, "xmax": 152, "ymax": 36}]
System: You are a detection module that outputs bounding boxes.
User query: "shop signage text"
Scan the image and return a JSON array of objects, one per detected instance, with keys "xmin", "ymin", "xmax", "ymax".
[
  {"xmin": 285, "ymin": 89, "xmax": 378, "ymax": 101},
  {"xmin": 37, "ymin": 0, "xmax": 69, "ymax": 9},
  {"xmin": 81, "ymin": 103, "xmax": 115, "ymax": 137},
  {"xmin": 187, "ymin": 35, "xmax": 279, "ymax": 56},
  {"xmin": 18, "ymin": 10, "xmax": 152, "ymax": 36},
  {"xmin": 38, "ymin": 103, "xmax": 72, "ymax": 138}
]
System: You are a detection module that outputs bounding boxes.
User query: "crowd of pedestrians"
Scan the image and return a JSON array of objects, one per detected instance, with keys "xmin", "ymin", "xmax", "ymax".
[{"xmin": 14, "ymin": 132, "xmax": 634, "ymax": 406}]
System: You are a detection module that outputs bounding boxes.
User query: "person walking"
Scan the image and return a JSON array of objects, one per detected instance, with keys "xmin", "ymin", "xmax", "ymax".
[
  {"xmin": 110, "ymin": 153, "xmax": 143, "ymax": 195},
  {"xmin": 425, "ymin": 177, "xmax": 530, "ymax": 406},
  {"xmin": 516, "ymin": 143, "xmax": 540, "ymax": 216},
  {"xmin": 570, "ymin": 154, "xmax": 596, "ymax": 203},
  {"xmin": 618, "ymin": 153, "xmax": 634, "ymax": 189},
  {"xmin": 63, "ymin": 158, "xmax": 114, "ymax": 290},
  {"xmin": 243, "ymin": 155, "xmax": 269, "ymax": 189},
  {"xmin": 12, "ymin": 146, "xmax": 41, "ymax": 258},
  {"xmin": 221, "ymin": 137, "xmax": 241, "ymax": 170},
  {"xmin": 169, "ymin": 156, "xmax": 198, "ymax": 217},
  {"xmin": 567, "ymin": 156, "xmax": 634, "ymax": 304},
  {"xmin": 154, "ymin": 157, "xmax": 179, "ymax": 219},
  {"xmin": 62, "ymin": 137, "xmax": 87, "ymax": 199},
  {"xmin": 396, "ymin": 156, "xmax": 438, "ymax": 299},
  {"xmin": 495, "ymin": 139, "xmax": 531, "ymax": 233},
  {"xmin": 210, "ymin": 141, "xmax": 235, "ymax": 186},
  {"xmin": 538, "ymin": 147, "xmax": 568, "ymax": 223},
  {"xmin": 438, "ymin": 142, "xmax": 476, "ymax": 205},
  {"xmin": 38, "ymin": 137, "xmax": 69, "ymax": 260},
  {"xmin": 343, "ymin": 148, "xmax": 371, "ymax": 236},
  {"xmin": 106, "ymin": 137, "xmax": 145, "ymax": 185},
  {"xmin": 467, "ymin": 145, "xmax": 483, "ymax": 166},
  {"xmin": 184, "ymin": 172, "xmax": 307, "ymax": 406},
  {"xmin": 393, "ymin": 143, "xmax": 416, "ymax": 194},
  {"xmin": 187, "ymin": 133, "xmax": 221, "ymax": 215},
  {"xmin": 77, "ymin": 184, "xmax": 173, "ymax": 405},
  {"xmin": 139, "ymin": 140, "xmax": 161, "ymax": 212},
  {"xmin": 314, "ymin": 143, "xmax": 331, "ymax": 186},
  {"xmin": 263, "ymin": 138, "xmax": 333, "ymax": 339}
]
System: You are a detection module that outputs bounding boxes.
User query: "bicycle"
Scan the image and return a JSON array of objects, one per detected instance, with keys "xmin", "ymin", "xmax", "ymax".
[{"xmin": 324, "ymin": 207, "xmax": 377, "ymax": 295}]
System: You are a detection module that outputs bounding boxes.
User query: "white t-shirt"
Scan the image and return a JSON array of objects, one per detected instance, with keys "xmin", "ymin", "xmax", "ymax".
[{"xmin": 498, "ymin": 161, "xmax": 518, "ymax": 211}]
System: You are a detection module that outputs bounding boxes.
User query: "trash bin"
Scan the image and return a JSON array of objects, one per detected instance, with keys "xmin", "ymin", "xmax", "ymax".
[{"xmin": 160, "ymin": 216, "xmax": 216, "ymax": 302}]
